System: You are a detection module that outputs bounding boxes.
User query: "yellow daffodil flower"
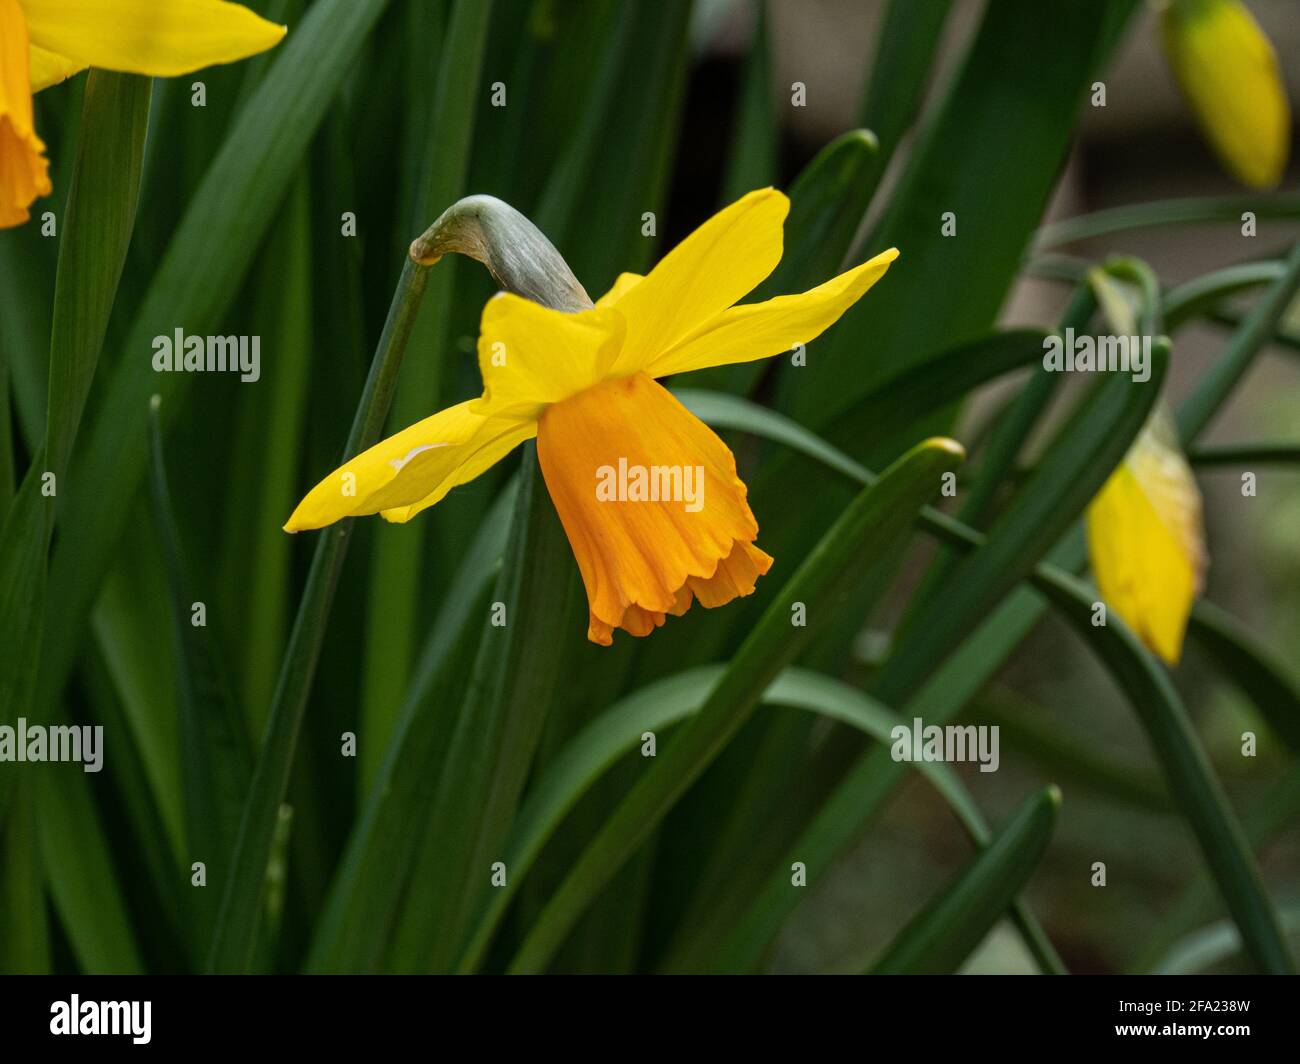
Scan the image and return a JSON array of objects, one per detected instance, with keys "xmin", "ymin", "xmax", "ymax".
[
  {"xmin": 1161, "ymin": 0, "xmax": 1290, "ymax": 189},
  {"xmin": 0, "ymin": 0, "xmax": 286, "ymax": 227},
  {"xmin": 1086, "ymin": 412, "xmax": 1207, "ymax": 664},
  {"xmin": 286, "ymin": 189, "xmax": 899, "ymax": 645}
]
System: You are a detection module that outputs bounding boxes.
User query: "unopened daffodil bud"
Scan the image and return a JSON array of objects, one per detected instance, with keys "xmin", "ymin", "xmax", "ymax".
[
  {"xmin": 1161, "ymin": 0, "xmax": 1290, "ymax": 189},
  {"xmin": 1087, "ymin": 410, "xmax": 1207, "ymax": 664}
]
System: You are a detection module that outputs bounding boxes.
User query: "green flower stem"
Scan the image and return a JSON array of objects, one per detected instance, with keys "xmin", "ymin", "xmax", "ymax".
[
  {"xmin": 1035, "ymin": 193, "xmax": 1300, "ymax": 250},
  {"xmin": 870, "ymin": 786, "xmax": 1060, "ymax": 974},
  {"xmin": 1189, "ymin": 442, "xmax": 1300, "ymax": 466},
  {"xmin": 1177, "ymin": 238, "xmax": 1300, "ymax": 443},
  {"xmin": 206, "ymin": 258, "xmax": 430, "ymax": 973},
  {"xmin": 360, "ymin": 0, "xmax": 493, "ymax": 792}
]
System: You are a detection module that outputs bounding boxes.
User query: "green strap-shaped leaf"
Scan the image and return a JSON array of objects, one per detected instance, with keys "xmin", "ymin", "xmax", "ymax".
[
  {"xmin": 237, "ymin": 173, "xmax": 315, "ymax": 730},
  {"xmin": 0, "ymin": 341, "xmax": 12, "ymax": 516},
  {"xmin": 0, "ymin": 782, "xmax": 48, "ymax": 973},
  {"xmin": 1188, "ymin": 600, "xmax": 1300, "ymax": 753},
  {"xmin": 0, "ymin": 72, "xmax": 151, "ymax": 975},
  {"xmin": 1136, "ymin": 762, "xmax": 1300, "ymax": 971},
  {"xmin": 1035, "ymin": 569, "xmax": 1295, "ymax": 974},
  {"xmin": 43, "ymin": 72, "xmax": 152, "ymax": 481},
  {"xmin": 663, "ymin": 329, "xmax": 1060, "ymax": 887},
  {"xmin": 0, "ymin": 224, "xmax": 51, "ymax": 448},
  {"xmin": 305, "ymin": 485, "xmax": 513, "ymax": 973},
  {"xmin": 531, "ymin": 7, "xmax": 640, "ymax": 239},
  {"xmin": 148, "ymin": 396, "xmax": 252, "ymax": 961},
  {"xmin": 562, "ymin": 0, "xmax": 691, "ymax": 289},
  {"xmin": 384, "ymin": 448, "xmax": 579, "ymax": 972},
  {"xmin": 206, "ymin": 257, "xmax": 432, "ymax": 973},
  {"xmin": 1036, "ymin": 192, "xmax": 1300, "ymax": 250},
  {"xmin": 687, "ymin": 384, "xmax": 1294, "ymax": 975},
  {"xmin": 782, "ymin": 0, "xmax": 1136, "ymax": 428},
  {"xmin": 0, "ymin": 71, "xmax": 151, "ymax": 811},
  {"xmin": 905, "ymin": 288, "xmax": 1095, "ymax": 616},
  {"xmin": 506, "ymin": 437, "xmax": 965, "ymax": 972},
  {"xmin": 36, "ymin": 0, "xmax": 393, "ymax": 723},
  {"xmin": 1164, "ymin": 261, "xmax": 1286, "ymax": 332},
  {"xmin": 75, "ymin": 640, "xmax": 186, "ymax": 966},
  {"xmin": 876, "ymin": 343, "xmax": 1167, "ymax": 708},
  {"xmin": 35, "ymin": 769, "xmax": 142, "ymax": 973},
  {"xmin": 1177, "ymin": 239, "xmax": 1300, "ymax": 443},
  {"xmin": 821, "ymin": 329, "xmax": 1050, "ymax": 461},
  {"xmin": 1206, "ymin": 307, "xmax": 1300, "ymax": 355},
  {"xmin": 720, "ymin": 0, "xmax": 777, "ymax": 203},
  {"xmin": 459, "ymin": 665, "xmax": 1060, "ymax": 974},
  {"xmin": 858, "ymin": 0, "xmax": 953, "ymax": 166},
  {"xmin": 1152, "ymin": 907, "xmax": 1300, "ymax": 975},
  {"xmin": 870, "ymin": 787, "xmax": 1060, "ymax": 975},
  {"xmin": 1189, "ymin": 442, "xmax": 1300, "ymax": 467},
  {"xmin": 685, "ymin": 348, "xmax": 1164, "ymax": 969}
]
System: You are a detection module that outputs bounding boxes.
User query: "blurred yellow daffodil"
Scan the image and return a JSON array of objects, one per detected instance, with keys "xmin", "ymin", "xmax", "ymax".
[
  {"xmin": 0, "ymin": 0, "xmax": 286, "ymax": 227},
  {"xmin": 286, "ymin": 189, "xmax": 899, "ymax": 645},
  {"xmin": 1086, "ymin": 412, "xmax": 1207, "ymax": 664},
  {"xmin": 1161, "ymin": 0, "xmax": 1290, "ymax": 189}
]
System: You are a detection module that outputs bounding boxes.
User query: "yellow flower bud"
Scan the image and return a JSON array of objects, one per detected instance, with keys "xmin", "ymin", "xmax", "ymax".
[{"xmin": 1162, "ymin": 0, "xmax": 1291, "ymax": 189}]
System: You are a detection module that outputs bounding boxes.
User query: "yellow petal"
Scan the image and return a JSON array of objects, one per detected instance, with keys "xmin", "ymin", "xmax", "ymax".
[
  {"xmin": 22, "ymin": 0, "xmax": 285, "ymax": 79},
  {"xmin": 607, "ymin": 188, "xmax": 789, "ymax": 376},
  {"xmin": 1162, "ymin": 0, "xmax": 1290, "ymax": 189},
  {"xmin": 284, "ymin": 401, "xmax": 535, "ymax": 532},
  {"xmin": 469, "ymin": 293, "xmax": 625, "ymax": 420},
  {"xmin": 0, "ymin": 0, "xmax": 51, "ymax": 228},
  {"xmin": 646, "ymin": 247, "xmax": 899, "ymax": 379},
  {"xmin": 536, "ymin": 372, "xmax": 772, "ymax": 645},
  {"xmin": 29, "ymin": 43, "xmax": 84, "ymax": 92},
  {"xmin": 595, "ymin": 272, "xmax": 643, "ymax": 308},
  {"xmin": 1086, "ymin": 413, "xmax": 1207, "ymax": 664}
]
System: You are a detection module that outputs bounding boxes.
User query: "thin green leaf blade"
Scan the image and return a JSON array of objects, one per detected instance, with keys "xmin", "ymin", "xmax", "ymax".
[
  {"xmin": 461, "ymin": 665, "xmax": 1059, "ymax": 974},
  {"xmin": 384, "ymin": 448, "xmax": 579, "ymax": 972},
  {"xmin": 0, "ymin": 782, "xmax": 49, "ymax": 972},
  {"xmin": 148, "ymin": 395, "xmax": 252, "ymax": 959},
  {"xmin": 691, "ymin": 344, "xmax": 1165, "ymax": 969},
  {"xmin": 870, "ymin": 786, "xmax": 1060, "ymax": 975},
  {"xmin": 1036, "ymin": 568, "xmax": 1295, "ymax": 974},
  {"xmin": 38, "ymin": 0, "xmax": 394, "ymax": 722},
  {"xmin": 306, "ymin": 483, "xmax": 514, "ymax": 973},
  {"xmin": 1189, "ymin": 600, "xmax": 1300, "ymax": 753},
  {"xmin": 1177, "ymin": 239, "xmax": 1300, "ymax": 443},
  {"xmin": 784, "ymin": 0, "xmax": 1136, "ymax": 428},
  {"xmin": 0, "ymin": 70, "xmax": 151, "ymax": 794},
  {"xmin": 206, "ymin": 257, "xmax": 430, "ymax": 973}
]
